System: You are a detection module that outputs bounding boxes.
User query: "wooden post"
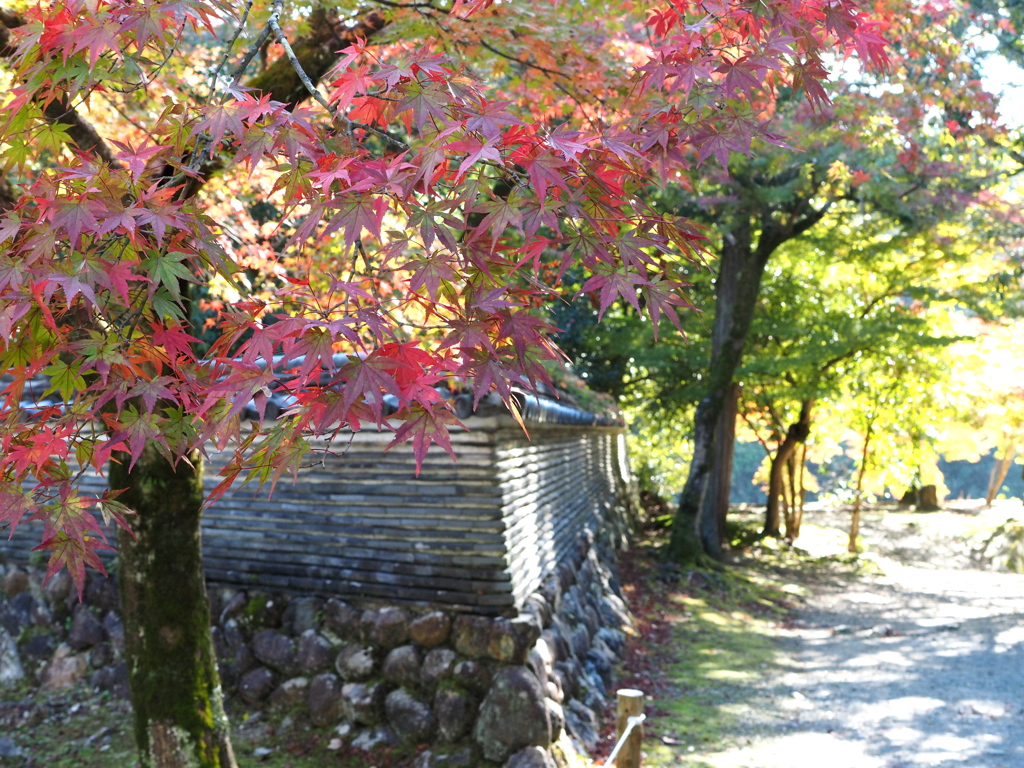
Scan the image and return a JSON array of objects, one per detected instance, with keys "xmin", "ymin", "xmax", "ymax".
[{"xmin": 615, "ymin": 688, "xmax": 644, "ymax": 768}]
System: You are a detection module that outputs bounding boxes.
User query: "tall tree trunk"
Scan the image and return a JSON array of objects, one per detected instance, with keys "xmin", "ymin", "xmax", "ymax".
[
  {"xmin": 986, "ymin": 442, "xmax": 1016, "ymax": 506},
  {"xmin": 849, "ymin": 424, "xmax": 874, "ymax": 554},
  {"xmin": 784, "ymin": 452, "xmax": 798, "ymax": 536},
  {"xmin": 792, "ymin": 442, "xmax": 807, "ymax": 540},
  {"xmin": 702, "ymin": 383, "xmax": 740, "ymax": 550},
  {"xmin": 764, "ymin": 399, "xmax": 814, "ymax": 537},
  {"xmin": 671, "ymin": 219, "xmax": 772, "ymax": 562},
  {"xmin": 110, "ymin": 447, "xmax": 237, "ymax": 768}
]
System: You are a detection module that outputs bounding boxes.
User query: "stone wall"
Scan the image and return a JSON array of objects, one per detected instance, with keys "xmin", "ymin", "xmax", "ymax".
[
  {"xmin": 0, "ymin": 396, "xmax": 639, "ymax": 766},
  {"xmin": 0, "ymin": 411, "xmax": 633, "ymax": 616},
  {"xmin": 0, "ymin": 527, "xmax": 632, "ymax": 767}
]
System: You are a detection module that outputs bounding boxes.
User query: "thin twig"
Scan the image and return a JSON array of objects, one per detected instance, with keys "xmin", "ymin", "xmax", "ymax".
[
  {"xmin": 98, "ymin": 93, "xmax": 160, "ymax": 143},
  {"xmin": 208, "ymin": 0, "xmax": 255, "ymax": 98},
  {"xmin": 266, "ymin": 0, "xmax": 408, "ymax": 151},
  {"xmin": 112, "ymin": 22, "xmax": 187, "ymax": 94},
  {"xmin": 164, "ymin": 3, "xmax": 283, "ymax": 192},
  {"xmin": 227, "ymin": 6, "xmax": 280, "ymax": 91},
  {"xmin": 477, "ymin": 39, "xmax": 571, "ymax": 79}
]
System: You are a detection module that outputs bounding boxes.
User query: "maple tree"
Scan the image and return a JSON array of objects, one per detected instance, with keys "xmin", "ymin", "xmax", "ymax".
[
  {"xmin": 660, "ymin": 0, "xmax": 1018, "ymax": 561},
  {"xmin": 0, "ymin": 0, "xmax": 888, "ymax": 764},
  {"xmin": 550, "ymin": 0, "xmax": 1020, "ymax": 562},
  {"xmin": 736, "ymin": 211, "xmax": 1012, "ymax": 540}
]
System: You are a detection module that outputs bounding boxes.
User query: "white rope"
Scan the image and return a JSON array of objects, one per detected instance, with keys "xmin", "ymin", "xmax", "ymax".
[{"xmin": 600, "ymin": 713, "xmax": 646, "ymax": 766}]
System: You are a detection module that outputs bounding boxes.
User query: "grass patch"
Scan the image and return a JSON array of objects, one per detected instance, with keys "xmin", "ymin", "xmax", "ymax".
[
  {"xmin": 1, "ymin": 686, "xmax": 137, "ymax": 768},
  {"xmin": 640, "ymin": 569, "xmax": 784, "ymax": 765},
  {"xmin": 615, "ymin": 514, "xmax": 865, "ymax": 768},
  {"xmin": 1, "ymin": 684, "xmax": 423, "ymax": 768}
]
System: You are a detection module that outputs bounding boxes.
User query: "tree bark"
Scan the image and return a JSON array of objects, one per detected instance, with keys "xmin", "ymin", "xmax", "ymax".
[
  {"xmin": 702, "ymin": 383, "xmax": 739, "ymax": 549},
  {"xmin": 849, "ymin": 423, "xmax": 873, "ymax": 554},
  {"xmin": 792, "ymin": 442, "xmax": 807, "ymax": 539},
  {"xmin": 670, "ymin": 218, "xmax": 772, "ymax": 562},
  {"xmin": 110, "ymin": 447, "xmax": 236, "ymax": 768},
  {"xmin": 986, "ymin": 442, "xmax": 1016, "ymax": 506},
  {"xmin": 765, "ymin": 399, "xmax": 813, "ymax": 538},
  {"xmin": 784, "ymin": 451, "xmax": 797, "ymax": 534}
]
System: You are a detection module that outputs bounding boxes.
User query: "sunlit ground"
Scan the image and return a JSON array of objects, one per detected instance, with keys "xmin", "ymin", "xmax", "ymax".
[{"xmin": 630, "ymin": 504, "xmax": 1024, "ymax": 768}]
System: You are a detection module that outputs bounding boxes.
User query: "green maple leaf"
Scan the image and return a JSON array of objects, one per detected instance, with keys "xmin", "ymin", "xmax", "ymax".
[
  {"xmin": 143, "ymin": 251, "xmax": 193, "ymax": 300},
  {"xmin": 42, "ymin": 359, "xmax": 86, "ymax": 402}
]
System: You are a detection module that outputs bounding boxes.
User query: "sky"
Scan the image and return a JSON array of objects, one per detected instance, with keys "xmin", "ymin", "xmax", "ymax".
[{"xmin": 979, "ymin": 48, "xmax": 1024, "ymax": 129}]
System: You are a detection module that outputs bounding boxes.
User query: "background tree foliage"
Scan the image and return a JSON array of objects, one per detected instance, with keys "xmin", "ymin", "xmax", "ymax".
[{"xmin": 554, "ymin": 0, "xmax": 1024, "ymax": 562}]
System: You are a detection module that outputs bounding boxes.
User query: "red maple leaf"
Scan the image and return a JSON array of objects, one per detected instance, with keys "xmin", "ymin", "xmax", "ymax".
[{"xmin": 386, "ymin": 404, "xmax": 463, "ymax": 473}]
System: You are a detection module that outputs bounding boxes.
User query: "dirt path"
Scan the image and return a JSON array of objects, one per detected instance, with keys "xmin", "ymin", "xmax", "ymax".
[{"xmin": 677, "ymin": 506, "xmax": 1024, "ymax": 768}]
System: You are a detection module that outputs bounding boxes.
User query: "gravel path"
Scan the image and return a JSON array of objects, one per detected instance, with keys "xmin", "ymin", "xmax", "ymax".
[{"xmin": 693, "ymin": 506, "xmax": 1024, "ymax": 768}]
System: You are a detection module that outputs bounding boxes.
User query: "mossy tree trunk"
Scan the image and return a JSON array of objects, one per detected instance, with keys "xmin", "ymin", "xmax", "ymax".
[
  {"xmin": 110, "ymin": 446, "xmax": 237, "ymax": 768},
  {"xmin": 703, "ymin": 383, "xmax": 739, "ymax": 549},
  {"xmin": 670, "ymin": 219, "xmax": 770, "ymax": 563},
  {"xmin": 668, "ymin": 186, "xmax": 832, "ymax": 564}
]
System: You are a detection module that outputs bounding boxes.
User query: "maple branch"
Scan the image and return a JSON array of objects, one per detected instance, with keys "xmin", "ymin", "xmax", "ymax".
[
  {"xmin": 111, "ymin": 22, "xmax": 186, "ymax": 94},
  {"xmin": 98, "ymin": 93, "xmax": 160, "ymax": 143},
  {"xmin": 0, "ymin": 175, "xmax": 16, "ymax": 213},
  {"xmin": 244, "ymin": 5, "xmax": 389, "ymax": 108},
  {"xmin": 268, "ymin": 1, "xmax": 409, "ymax": 151},
  {"xmin": 476, "ymin": 39, "xmax": 572, "ymax": 80},
  {"xmin": 266, "ymin": 6, "xmax": 345, "ymax": 115},
  {"xmin": 208, "ymin": 0, "xmax": 255, "ymax": 96},
  {"xmin": 472, "ymin": 37, "xmax": 610, "ymax": 118},
  {"xmin": 226, "ymin": 9, "xmax": 277, "ymax": 92},
  {"xmin": 552, "ymin": 81, "xmax": 602, "ymax": 132}
]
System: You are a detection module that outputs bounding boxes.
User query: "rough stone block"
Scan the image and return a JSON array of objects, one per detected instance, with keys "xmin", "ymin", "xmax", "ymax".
[
  {"xmin": 297, "ymin": 630, "xmax": 334, "ymax": 673},
  {"xmin": 336, "ymin": 644, "xmax": 376, "ymax": 681},
  {"xmin": 2, "ymin": 568, "xmax": 28, "ymax": 599},
  {"xmin": 385, "ymin": 688, "xmax": 436, "ymax": 743},
  {"xmin": 434, "ymin": 687, "xmax": 474, "ymax": 742},
  {"xmin": 0, "ymin": 628, "xmax": 24, "ymax": 688},
  {"xmin": 563, "ymin": 699, "xmax": 599, "ymax": 749},
  {"xmin": 488, "ymin": 616, "xmax": 542, "ymax": 664},
  {"xmin": 269, "ymin": 676, "xmax": 309, "ymax": 709},
  {"xmin": 421, "ymin": 647, "xmax": 457, "ymax": 688},
  {"xmin": 103, "ymin": 612, "xmax": 125, "ymax": 655},
  {"xmin": 238, "ymin": 667, "xmax": 276, "ymax": 705},
  {"xmin": 452, "ymin": 659, "xmax": 491, "ymax": 695},
  {"xmin": 68, "ymin": 605, "xmax": 106, "ymax": 651},
  {"xmin": 474, "ymin": 666, "xmax": 551, "ymax": 763},
  {"xmin": 252, "ymin": 629, "xmax": 298, "ymax": 675},
  {"xmin": 409, "ymin": 611, "xmax": 451, "ymax": 648},
  {"xmin": 307, "ymin": 672, "xmax": 342, "ymax": 726},
  {"xmin": 324, "ymin": 598, "xmax": 360, "ymax": 640},
  {"xmin": 452, "ymin": 615, "xmax": 491, "ymax": 659},
  {"xmin": 341, "ymin": 680, "xmax": 387, "ymax": 725},
  {"xmin": 371, "ymin": 607, "xmax": 410, "ymax": 649},
  {"xmin": 285, "ymin": 597, "xmax": 323, "ymax": 636},
  {"xmin": 383, "ymin": 645, "xmax": 422, "ymax": 687},
  {"xmin": 505, "ymin": 745, "xmax": 557, "ymax": 768}
]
